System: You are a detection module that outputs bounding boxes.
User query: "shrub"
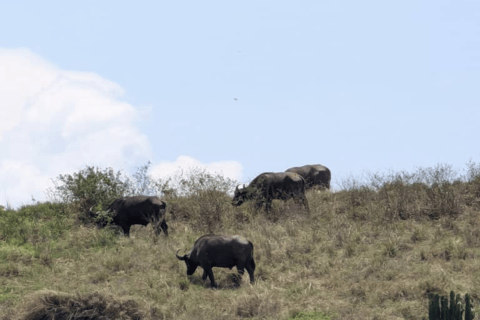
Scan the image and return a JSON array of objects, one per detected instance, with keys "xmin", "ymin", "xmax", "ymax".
[
  {"xmin": 370, "ymin": 170, "xmax": 424, "ymax": 220},
  {"xmin": 163, "ymin": 168, "xmax": 238, "ymax": 233},
  {"xmin": 0, "ymin": 202, "xmax": 70, "ymax": 245},
  {"xmin": 366, "ymin": 164, "xmax": 466, "ymax": 220},
  {"xmin": 47, "ymin": 166, "xmax": 129, "ymax": 222},
  {"xmin": 337, "ymin": 176, "xmax": 377, "ymax": 220},
  {"xmin": 464, "ymin": 160, "xmax": 480, "ymax": 207},
  {"xmin": 164, "ymin": 167, "xmax": 237, "ymax": 197}
]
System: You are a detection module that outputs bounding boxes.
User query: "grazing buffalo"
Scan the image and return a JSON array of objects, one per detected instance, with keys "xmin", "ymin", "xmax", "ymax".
[
  {"xmin": 176, "ymin": 234, "xmax": 255, "ymax": 288},
  {"xmin": 286, "ymin": 164, "xmax": 331, "ymax": 190},
  {"xmin": 232, "ymin": 172, "xmax": 309, "ymax": 212},
  {"xmin": 95, "ymin": 196, "xmax": 168, "ymax": 237}
]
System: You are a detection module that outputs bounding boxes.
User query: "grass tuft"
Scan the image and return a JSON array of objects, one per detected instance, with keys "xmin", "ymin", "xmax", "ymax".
[{"xmin": 17, "ymin": 290, "xmax": 144, "ymax": 320}]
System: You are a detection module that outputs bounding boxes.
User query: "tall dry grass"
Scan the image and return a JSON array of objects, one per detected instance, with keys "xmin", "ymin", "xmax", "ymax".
[{"xmin": 1, "ymin": 163, "xmax": 480, "ymax": 319}]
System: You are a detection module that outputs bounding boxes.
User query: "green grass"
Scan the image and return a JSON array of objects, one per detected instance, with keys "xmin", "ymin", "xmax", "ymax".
[{"xmin": 1, "ymin": 164, "xmax": 480, "ymax": 319}]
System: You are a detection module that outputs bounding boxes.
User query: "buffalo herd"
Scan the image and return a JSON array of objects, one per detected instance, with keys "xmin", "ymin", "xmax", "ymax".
[{"xmin": 92, "ymin": 163, "xmax": 330, "ymax": 288}]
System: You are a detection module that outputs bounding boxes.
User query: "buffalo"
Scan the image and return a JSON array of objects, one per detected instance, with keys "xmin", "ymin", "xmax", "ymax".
[
  {"xmin": 95, "ymin": 196, "xmax": 168, "ymax": 237},
  {"xmin": 232, "ymin": 172, "xmax": 309, "ymax": 212},
  {"xmin": 286, "ymin": 164, "xmax": 331, "ymax": 190},
  {"xmin": 176, "ymin": 234, "xmax": 255, "ymax": 288}
]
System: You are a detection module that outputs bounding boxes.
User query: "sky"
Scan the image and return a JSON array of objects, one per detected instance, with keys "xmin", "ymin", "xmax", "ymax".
[{"xmin": 1, "ymin": 0, "xmax": 479, "ymax": 207}]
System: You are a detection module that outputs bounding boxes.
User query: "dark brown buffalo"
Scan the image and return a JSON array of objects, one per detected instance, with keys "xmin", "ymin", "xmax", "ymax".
[
  {"xmin": 286, "ymin": 164, "xmax": 331, "ymax": 190},
  {"xmin": 176, "ymin": 234, "xmax": 255, "ymax": 288},
  {"xmin": 96, "ymin": 196, "xmax": 168, "ymax": 237},
  {"xmin": 232, "ymin": 172, "xmax": 309, "ymax": 212}
]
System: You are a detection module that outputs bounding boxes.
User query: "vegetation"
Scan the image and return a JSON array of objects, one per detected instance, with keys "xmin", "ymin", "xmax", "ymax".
[
  {"xmin": 428, "ymin": 291, "xmax": 475, "ymax": 320},
  {"xmin": 1, "ymin": 162, "xmax": 480, "ymax": 319}
]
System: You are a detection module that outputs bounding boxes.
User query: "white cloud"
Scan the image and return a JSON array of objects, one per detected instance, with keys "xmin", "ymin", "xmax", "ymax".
[
  {"xmin": 150, "ymin": 156, "xmax": 243, "ymax": 182},
  {"xmin": 0, "ymin": 48, "xmax": 151, "ymax": 207},
  {"xmin": 0, "ymin": 48, "xmax": 244, "ymax": 208}
]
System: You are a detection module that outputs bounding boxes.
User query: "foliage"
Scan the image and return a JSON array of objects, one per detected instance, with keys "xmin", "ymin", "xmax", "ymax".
[
  {"xmin": 45, "ymin": 164, "xmax": 239, "ymax": 232},
  {"xmin": 46, "ymin": 162, "xmax": 171, "ymax": 225},
  {"xmin": 47, "ymin": 166, "xmax": 129, "ymax": 221},
  {"xmin": 163, "ymin": 167, "xmax": 239, "ymax": 233},
  {"xmin": 0, "ymin": 202, "xmax": 70, "ymax": 245},
  {"xmin": 125, "ymin": 161, "xmax": 168, "ymax": 196},
  {"xmin": 464, "ymin": 160, "xmax": 480, "ymax": 207},
  {"xmin": 165, "ymin": 167, "xmax": 238, "ymax": 197},
  {"xmin": 338, "ymin": 164, "xmax": 468, "ymax": 220},
  {"xmin": 428, "ymin": 291, "xmax": 474, "ymax": 320}
]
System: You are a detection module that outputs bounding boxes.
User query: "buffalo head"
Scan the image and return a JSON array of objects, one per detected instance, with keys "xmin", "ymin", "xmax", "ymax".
[
  {"xmin": 88, "ymin": 205, "xmax": 109, "ymax": 228},
  {"xmin": 175, "ymin": 250, "xmax": 198, "ymax": 275},
  {"xmin": 232, "ymin": 184, "xmax": 247, "ymax": 206}
]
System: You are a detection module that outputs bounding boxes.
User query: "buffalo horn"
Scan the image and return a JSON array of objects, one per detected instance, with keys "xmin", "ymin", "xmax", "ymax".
[{"xmin": 175, "ymin": 249, "xmax": 186, "ymax": 261}]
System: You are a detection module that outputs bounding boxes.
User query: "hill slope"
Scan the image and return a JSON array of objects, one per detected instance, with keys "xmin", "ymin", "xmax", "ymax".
[{"xmin": 1, "ymin": 165, "xmax": 480, "ymax": 319}]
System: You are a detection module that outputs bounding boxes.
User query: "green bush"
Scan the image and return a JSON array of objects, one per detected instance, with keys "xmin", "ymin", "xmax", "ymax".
[
  {"xmin": 46, "ymin": 163, "xmax": 174, "ymax": 226},
  {"xmin": 0, "ymin": 202, "xmax": 70, "ymax": 245},
  {"xmin": 47, "ymin": 166, "xmax": 129, "ymax": 222}
]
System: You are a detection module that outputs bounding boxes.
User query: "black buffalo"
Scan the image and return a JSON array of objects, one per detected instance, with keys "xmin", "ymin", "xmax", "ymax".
[
  {"xmin": 95, "ymin": 196, "xmax": 168, "ymax": 237},
  {"xmin": 286, "ymin": 164, "xmax": 331, "ymax": 190},
  {"xmin": 176, "ymin": 234, "xmax": 255, "ymax": 288},
  {"xmin": 232, "ymin": 172, "xmax": 309, "ymax": 212}
]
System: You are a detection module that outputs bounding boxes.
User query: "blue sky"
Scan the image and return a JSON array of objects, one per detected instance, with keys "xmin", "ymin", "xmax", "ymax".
[{"xmin": 1, "ymin": 0, "xmax": 479, "ymax": 206}]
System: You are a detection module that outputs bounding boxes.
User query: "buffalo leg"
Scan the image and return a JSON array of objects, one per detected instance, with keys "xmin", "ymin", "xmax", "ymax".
[
  {"xmin": 120, "ymin": 224, "xmax": 131, "ymax": 237},
  {"xmin": 205, "ymin": 268, "xmax": 217, "ymax": 288},
  {"xmin": 246, "ymin": 259, "xmax": 255, "ymax": 284},
  {"xmin": 265, "ymin": 199, "xmax": 272, "ymax": 213},
  {"xmin": 234, "ymin": 263, "xmax": 246, "ymax": 286},
  {"xmin": 302, "ymin": 196, "xmax": 310, "ymax": 213},
  {"xmin": 254, "ymin": 200, "xmax": 264, "ymax": 211},
  {"xmin": 295, "ymin": 195, "xmax": 309, "ymax": 213},
  {"xmin": 151, "ymin": 218, "xmax": 160, "ymax": 235},
  {"xmin": 293, "ymin": 196, "xmax": 301, "ymax": 207},
  {"xmin": 160, "ymin": 219, "xmax": 168, "ymax": 236},
  {"xmin": 202, "ymin": 270, "xmax": 208, "ymax": 280}
]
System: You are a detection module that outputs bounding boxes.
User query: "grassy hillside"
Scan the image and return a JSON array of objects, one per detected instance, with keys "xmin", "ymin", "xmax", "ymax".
[{"xmin": 1, "ymin": 163, "xmax": 480, "ymax": 319}]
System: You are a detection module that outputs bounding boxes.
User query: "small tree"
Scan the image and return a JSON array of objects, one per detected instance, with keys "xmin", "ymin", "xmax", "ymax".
[
  {"xmin": 47, "ymin": 166, "xmax": 129, "ymax": 220},
  {"xmin": 124, "ymin": 161, "xmax": 161, "ymax": 196}
]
